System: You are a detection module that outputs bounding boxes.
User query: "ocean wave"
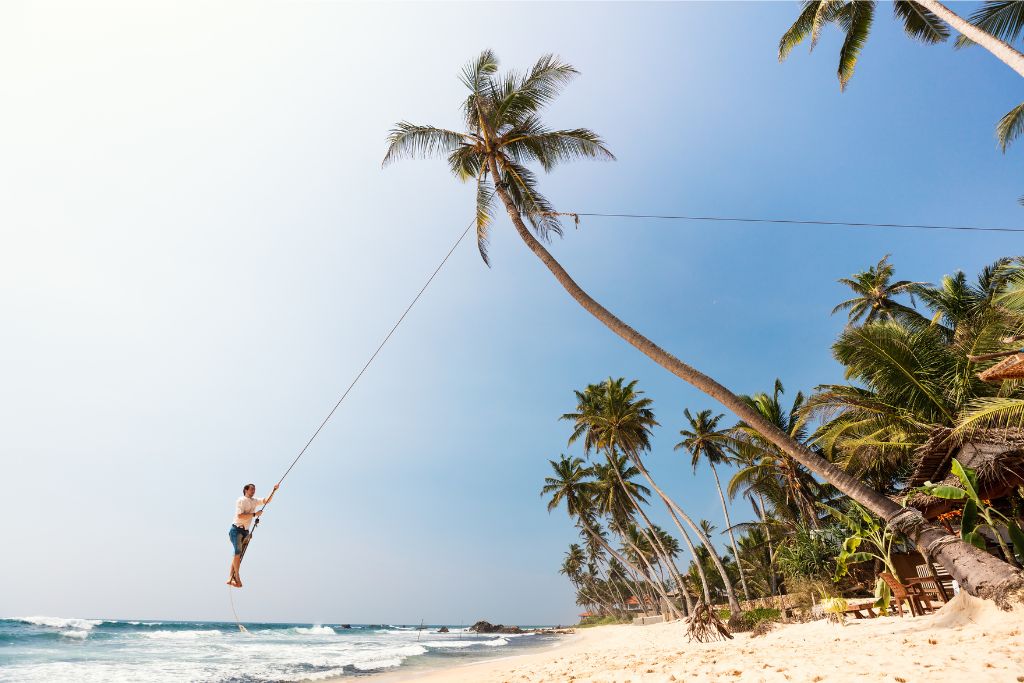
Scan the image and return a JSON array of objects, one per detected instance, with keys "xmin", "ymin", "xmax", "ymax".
[
  {"xmin": 60, "ymin": 630, "xmax": 90, "ymax": 640},
  {"xmin": 292, "ymin": 625, "xmax": 336, "ymax": 635},
  {"xmin": 482, "ymin": 637, "xmax": 509, "ymax": 647},
  {"xmin": 15, "ymin": 616, "xmax": 103, "ymax": 631},
  {"xmin": 352, "ymin": 657, "xmax": 404, "ymax": 671},
  {"xmin": 142, "ymin": 629, "xmax": 222, "ymax": 640}
]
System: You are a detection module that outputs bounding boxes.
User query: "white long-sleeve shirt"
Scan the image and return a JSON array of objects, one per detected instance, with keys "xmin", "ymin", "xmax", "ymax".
[{"xmin": 233, "ymin": 496, "xmax": 268, "ymax": 529}]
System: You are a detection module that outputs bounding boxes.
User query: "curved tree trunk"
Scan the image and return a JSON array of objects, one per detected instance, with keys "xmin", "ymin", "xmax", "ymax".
[
  {"xmin": 602, "ymin": 460, "xmax": 684, "ymax": 620},
  {"xmin": 626, "ymin": 454, "xmax": 743, "ymax": 614},
  {"xmin": 594, "ymin": 557, "xmax": 630, "ymax": 618},
  {"xmin": 486, "ymin": 160, "xmax": 1024, "ymax": 598},
  {"xmin": 603, "ymin": 446, "xmax": 690, "ymax": 619},
  {"xmin": 580, "ymin": 518, "xmax": 680, "ymax": 619},
  {"xmin": 663, "ymin": 499, "xmax": 712, "ymax": 604},
  {"xmin": 711, "ymin": 461, "xmax": 750, "ymax": 601},
  {"xmin": 756, "ymin": 493, "xmax": 779, "ymax": 596},
  {"xmin": 918, "ymin": 0, "xmax": 1024, "ymax": 78}
]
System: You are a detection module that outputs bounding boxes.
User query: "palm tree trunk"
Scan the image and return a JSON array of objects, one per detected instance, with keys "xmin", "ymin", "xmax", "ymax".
[
  {"xmin": 756, "ymin": 493, "xmax": 779, "ymax": 596},
  {"xmin": 604, "ymin": 447, "xmax": 690, "ymax": 617},
  {"xmin": 594, "ymin": 561, "xmax": 629, "ymax": 618},
  {"xmin": 486, "ymin": 161, "xmax": 1023, "ymax": 598},
  {"xmin": 579, "ymin": 518, "xmax": 680, "ymax": 619},
  {"xmin": 711, "ymin": 461, "xmax": 750, "ymax": 601},
  {"xmin": 662, "ymin": 500, "xmax": 713, "ymax": 604},
  {"xmin": 624, "ymin": 454, "xmax": 743, "ymax": 614},
  {"xmin": 616, "ymin": 518, "xmax": 684, "ymax": 620},
  {"xmin": 917, "ymin": 0, "xmax": 1024, "ymax": 78}
]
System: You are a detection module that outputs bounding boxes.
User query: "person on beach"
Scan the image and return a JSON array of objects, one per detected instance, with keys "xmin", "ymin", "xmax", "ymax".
[{"xmin": 228, "ymin": 482, "xmax": 279, "ymax": 587}]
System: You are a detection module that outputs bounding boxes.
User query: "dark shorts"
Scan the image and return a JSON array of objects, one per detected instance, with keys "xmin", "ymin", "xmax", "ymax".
[{"xmin": 229, "ymin": 525, "xmax": 249, "ymax": 555}]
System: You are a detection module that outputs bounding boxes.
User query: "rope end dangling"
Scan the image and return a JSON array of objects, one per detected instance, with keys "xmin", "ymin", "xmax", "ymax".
[{"xmin": 535, "ymin": 210, "xmax": 581, "ymax": 228}]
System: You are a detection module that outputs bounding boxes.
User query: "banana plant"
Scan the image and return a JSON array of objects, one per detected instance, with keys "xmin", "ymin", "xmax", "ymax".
[
  {"xmin": 912, "ymin": 458, "xmax": 1024, "ymax": 568},
  {"xmin": 822, "ymin": 502, "xmax": 900, "ymax": 612}
]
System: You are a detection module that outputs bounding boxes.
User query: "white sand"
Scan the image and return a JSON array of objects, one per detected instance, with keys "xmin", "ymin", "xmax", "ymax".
[{"xmin": 367, "ymin": 594, "xmax": 1024, "ymax": 682}]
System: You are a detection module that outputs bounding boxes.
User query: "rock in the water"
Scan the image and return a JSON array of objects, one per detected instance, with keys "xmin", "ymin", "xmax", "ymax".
[
  {"xmin": 436, "ymin": 626, "xmax": 449, "ymax": 633},
  {"xmin": 468, "ymin": 620, "xmax": 523, "ymax": 634}
]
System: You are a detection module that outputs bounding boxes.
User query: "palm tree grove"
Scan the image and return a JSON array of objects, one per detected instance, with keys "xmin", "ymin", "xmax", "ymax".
[{"xmin": 386, "ymin": 35, "xmax": 1024, "ymax": 635}]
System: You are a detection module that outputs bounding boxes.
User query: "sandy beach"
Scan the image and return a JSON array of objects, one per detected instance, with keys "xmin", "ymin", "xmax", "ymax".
[{"xmin": 367, "ymin": 595, "xmax": 1024, "ymax": 683}]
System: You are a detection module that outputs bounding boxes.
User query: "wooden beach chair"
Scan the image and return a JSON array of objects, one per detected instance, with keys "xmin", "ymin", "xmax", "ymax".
[{"xmin": 879, "ymin": 573, "xmax": 935, "ymax": 617}]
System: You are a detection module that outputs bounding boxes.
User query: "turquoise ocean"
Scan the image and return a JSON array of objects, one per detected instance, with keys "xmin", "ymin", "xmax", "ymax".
[{"xmin": 0, "ymin": 616, "xmax": 560, "ymax": 681}]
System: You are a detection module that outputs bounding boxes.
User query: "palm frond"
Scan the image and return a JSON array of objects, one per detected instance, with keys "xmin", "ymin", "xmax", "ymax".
[
  {"xmin": 812, "ymin": 0, "xmax": 847, "ymax": 50},
  {"xmin": 779, "ymin": 1, "xmax": 824, "ymax": 60},
  {"xmin": 475, "ymin": 174, "xmax": 496, "ymax": 266},
  {"xmin": 382, "ymin": 123, "xmax": 467, "ymax": 166},
  {"xmin": 447, "ymin": 145, "xmax": 483, "ymax": 180},
  {"xmin": 495, "ymin": 54, "xmax": 578, "ymax": 123},
  {"xmin": 996, "ymin": 102, "xmax": 1024, "ymax": 152},
  {"xmin": 497, "ymin": 157, "xmax": 564, "ymax": 240},
  {"xmin": 955, "ymin": 396, "xmax": 1024, "ymax": 436},
  {"xmin": 955, "ymin": 0, "xmax": 1024, "ymax": 49},
  {"xmin": 836, "ymin": 1, "xmax": 875, "ymax": 90},
  {"xmin": 460, "ymin": 49, "xmax": 499, "ymax": 94},
  {"xmin": 893, "ymin": 1, "xmax": 950, "ymax": 43}
]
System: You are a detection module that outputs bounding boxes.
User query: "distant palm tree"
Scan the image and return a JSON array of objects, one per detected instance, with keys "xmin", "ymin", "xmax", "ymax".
[
  {"xmin": 591, "ymin": 454, "xmax": 685, "ymax": 619},
  {"xmin": 677, "ymin": 408, "xmax": 750, "ymax": 600},
  {"xmin": 831, "ymin": 255, "xmax": 927, "ymax": 326},
  {"xmin": 542, "ymin": 454, "xmax": 680, "ymax": 617},
  {"xmin": 779, "ymin": 1, "xmax": 1024, "ymax": 89},
  {"xmin": 564, "ymin": 378, "xmax": 739, "ymax": 614},
  {"xmin": 730, "ymin": 381, "xmax": 823, "ymax": 529},
  {"xmin": 387, "ymin": 50, "xmax": 1021, "ymax": 597}
]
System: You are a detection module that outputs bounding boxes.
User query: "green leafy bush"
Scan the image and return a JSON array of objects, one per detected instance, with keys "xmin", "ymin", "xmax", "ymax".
[
  {"xmin": 578, "ymin": 615, "xmax": 628, "ymax": 627},
  {"xmin": 741, "ymin": 608, "xmax": 781, "ymax": 628},
  {"xmin": 775, "ymin": 525, "xmax": 844, "ymax": 583}
]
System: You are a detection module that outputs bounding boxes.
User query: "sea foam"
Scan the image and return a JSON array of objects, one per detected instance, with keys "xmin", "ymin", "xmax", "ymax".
[{"xmin": 16, "ymin": 616, "xmax": 102, "ymax": 631}]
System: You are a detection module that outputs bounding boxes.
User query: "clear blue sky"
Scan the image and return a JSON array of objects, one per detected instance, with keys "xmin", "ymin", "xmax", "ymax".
[{"xmin": 1, "ymin": 1, "xmax": 1020, "ymax": 626}]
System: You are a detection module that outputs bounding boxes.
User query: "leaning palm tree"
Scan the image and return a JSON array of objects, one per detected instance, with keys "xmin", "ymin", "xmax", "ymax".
[
  {"xmin": 779, "ymin": 1, "xmax": 1024, "ymax": 87},
  {"xmin": 831, "ymin": 255, "xmax": 927, "ymax": 326},
  {"xmin": 564, "ymin": 378, "xmax": 739, "ymax": 614},
  {"xmin": 386, "ymin": 51, "xmax": 1022, "ymax": 597},
  {"xmin": 592, "ymin": 454, "xmax": 685, "ymax": 619},
  {"xmin": 542, "ymin": 454, "xmax": 681, "ymax": 618},
  {"xmin": 955, "ymin": 1, "xmax": 1024, "ymax": 151},
  {"xmin": 677, "ymin": 408, "xmax": 750, "ymax": 600}
]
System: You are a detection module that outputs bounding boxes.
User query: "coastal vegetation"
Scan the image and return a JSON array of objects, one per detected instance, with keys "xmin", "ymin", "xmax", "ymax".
[
  {"xmin": 543, "ymin": 257, "xmax": 1024, "ymax": 623},
  {"xmin": 385, "ymin": 49, "xmax": 1024, "ymax": 606}
]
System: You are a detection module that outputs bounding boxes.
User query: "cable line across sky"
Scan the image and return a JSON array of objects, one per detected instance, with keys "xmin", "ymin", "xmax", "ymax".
[{"xmin": 539, "ymin": 211, "xmax": 1024, "ymax": 234}]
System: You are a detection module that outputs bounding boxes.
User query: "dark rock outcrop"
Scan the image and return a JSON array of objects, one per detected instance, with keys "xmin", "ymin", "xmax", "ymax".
[
  {"xmin": 436, "ymin": 626, "xmax": 449, "ymax": 633},
  {"xmin": 468, "ymin": 620, "xmax": 523, "ymax": 634}
]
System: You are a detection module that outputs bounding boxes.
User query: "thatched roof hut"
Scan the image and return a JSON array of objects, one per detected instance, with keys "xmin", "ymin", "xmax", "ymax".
[{"xmin": 902, "ymin": 427, "xmax": 1024, "ymax": 518}]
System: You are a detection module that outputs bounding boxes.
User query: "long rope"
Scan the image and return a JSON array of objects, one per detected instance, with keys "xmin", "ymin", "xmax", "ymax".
[
  {"xmin": 228, "ymin": 587, "xmax": 249, "ymax": 634},
  {"xmin": 239, "ymin": 219, "xmax": 474, "ymax": 560},
  {"xmin": 539, "ymin": 211, "xmax": 1024, "ymax": 234}
]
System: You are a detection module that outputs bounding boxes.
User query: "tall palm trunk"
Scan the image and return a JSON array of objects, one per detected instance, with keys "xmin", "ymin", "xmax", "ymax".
[
  {"xmin": 613, "ymin": 521, "xmax": 666, "ymax": 615},
  {"xmin": 710, "ymin": 461, "xmax": 750, "ymax": 601},
  {"xmin": 487, "ymin": 159, "xmax": 1023, "ymax": 598},
  {"xmin": 663, "ymin": 499, "xmax": 713, "ymax": 604},
  {"xmin": 624, "ymin": 453, "xmax": 743, "ymax": 614},
  {"xmin": 917, "ymin": 0, "xmax": 1024, "ymax": 78},
  {"xmin": 604, "ymin": 446, "xmax": 689, "ymax": 618},
  {"xmin": 594, "ymin": 557, "xmax": 630, "ymax": 618},
  {"xmin": 615, "ymin": 517, "xmax": 684, "ymax": 620},
  {"xmin": 756, "ymin": 493, "xmax": 779, "ymax": 596},
  {"xmin": 782, "ymin": 458, "xmax": 820, "ymax": 529},
  {"xmin": 580, "ymin": 518, "xmax": 680, "ymax": 619}
]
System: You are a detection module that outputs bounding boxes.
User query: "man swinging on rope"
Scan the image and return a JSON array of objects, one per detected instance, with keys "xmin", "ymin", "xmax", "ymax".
[{"xmin": 228, "ymin": 482, "xmax": 279, "ymax": 587}]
